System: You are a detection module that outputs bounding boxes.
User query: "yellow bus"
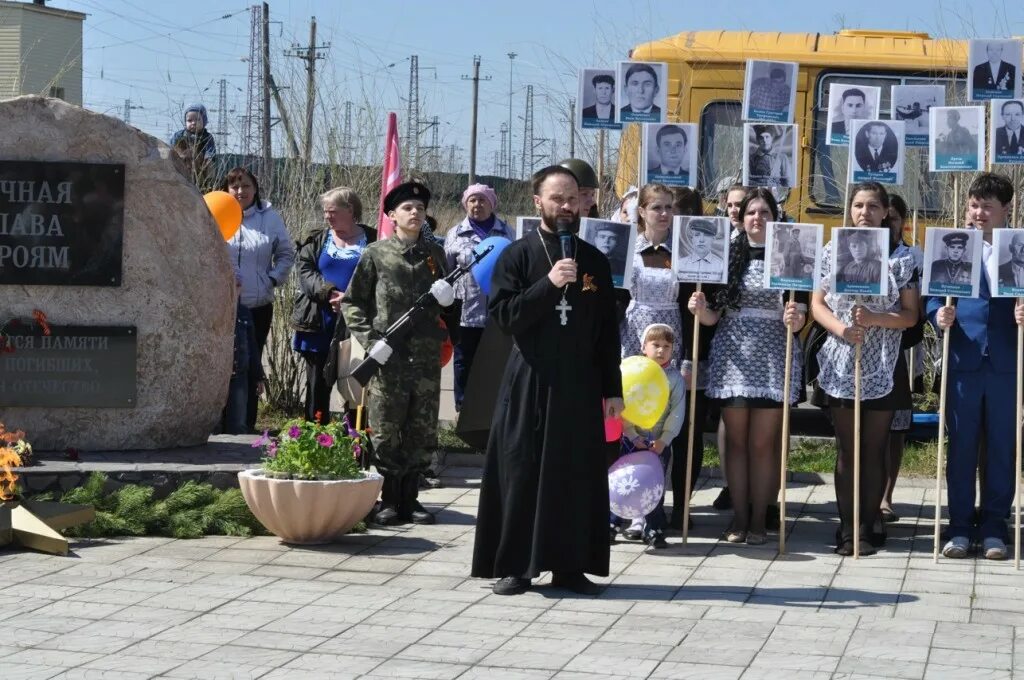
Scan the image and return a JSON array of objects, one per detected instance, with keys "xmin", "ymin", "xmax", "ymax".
[{"xmin": 615, "ymin": 29, "xmax": 971, "ymax": 239}]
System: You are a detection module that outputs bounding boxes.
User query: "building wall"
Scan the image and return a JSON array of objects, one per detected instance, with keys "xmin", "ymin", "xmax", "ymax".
[
  {"xmin": 18, "ymin": 5, "xmax": 82, "ymax": 104},
  {"xmin": 0, "ymin": 4, "xmax": 23, "ymax": 100}
]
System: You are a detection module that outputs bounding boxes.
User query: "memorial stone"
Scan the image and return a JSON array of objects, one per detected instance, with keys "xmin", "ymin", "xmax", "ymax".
[{"xmin": 0, "ymin": 96, "xmax": 235, "ymax": 450}]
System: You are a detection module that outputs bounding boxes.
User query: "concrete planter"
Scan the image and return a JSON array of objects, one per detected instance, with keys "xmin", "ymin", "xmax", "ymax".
[{"xmin": 237, "ymin": 469, "xmax": 382, "ymax": 544}]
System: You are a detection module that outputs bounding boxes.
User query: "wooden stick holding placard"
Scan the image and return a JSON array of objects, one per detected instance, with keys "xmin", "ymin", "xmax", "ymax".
[
  {"xmin": 907, "ymin": 209, "xmax": 919, "ymax": 401},
  {"xmin": 853, "ymin": 342, "xmax": 863, "ymax": 559},
  {"xmin": 682, "ymin": 283, "xmax": 702, "ymax": 544},
  {"xmin": 779, "ymin": 288, "xmax": 796, "ymax": 554},
  {"xmin": 1015, "ymin": 181, "xmax": 1022, "ymax": 570}
]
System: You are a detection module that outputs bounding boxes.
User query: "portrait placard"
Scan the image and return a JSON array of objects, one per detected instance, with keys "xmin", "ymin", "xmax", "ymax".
[
  {"xmin": 671, "ymin": 215, "xmax": 730, "ymax": 284},
  {"xmin": 968, "ymin": 39, "xmax": 1023, "ymax": 102},
  {"xmin": 826, "ymin": 83, "xmax": 881, "ymax": 146},
  {"xmin": 577, "ymin": 67, "xmax": 622, "ymax": 131},
  {"xmin": 892, "ymin": 84, "xmax": 944, "ymax": 147},
  {"xmin": 848, "ymin": 119, "xmax": 905, "ymax": 185},
  {"xmin": 921, "ymin": 227, "xmax": 982, "ymax": 298},
  {"xmin": 764, "ymin": 222, "xmax": 823, "ymax": 292},
  {"xmin": 641, "ymin": 123, "xmax": 698, "ymax": 187},
  {"xmin": 0, "ymin": 161, "xmax": 125, "ymax": 286},
  {"xmin": 929, "ymin": 106, "xmax": 985, "ymax": 172},
  {"xmin": 990, "ymin": 99, "xmax": 1024, "ymax": 164},
  {"xmin": 990, "ymin": 228, "xmax": 1024, "ymax": 296},
  {"xmin": 580, "ymin": 217, "xmax": 636, "ymax": 289},
  {"xmin": 0, "ymin": 325, "xmax": 137, "ymax": 407},
  {"xmin": 742, "ymin": 123, "xmax": 797, "ymax": 189},
  {"xmin": 742, "ymin": 59, "xmax": 798, "ymax": 124},
  {"xmin": 615, "ymin": 61, "xmax": 668, "ymax": 124},
  {"xmin": 515, "ymin": 217, "xmax": 540, "ymax": 240},
  {"xmin": 830, "ymin": 227, "xmax": 889, "ymax": 297}
]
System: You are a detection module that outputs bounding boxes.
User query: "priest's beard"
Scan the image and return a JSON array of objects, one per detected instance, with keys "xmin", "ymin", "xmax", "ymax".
[{"xmin": 540, "ymin": 208, "xmax": 580, "ymax": 234}]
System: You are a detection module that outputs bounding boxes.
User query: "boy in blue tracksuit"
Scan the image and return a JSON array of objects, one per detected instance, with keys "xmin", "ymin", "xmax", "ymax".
[{"xmin": 927, "ymin": 173, "xmax": 1024, "ymax": 560}]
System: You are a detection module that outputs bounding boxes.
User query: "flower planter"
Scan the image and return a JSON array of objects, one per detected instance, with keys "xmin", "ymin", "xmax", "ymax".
[{"xmin": 237, "ymin": 469, "xmax": 382, "ymax": 544}]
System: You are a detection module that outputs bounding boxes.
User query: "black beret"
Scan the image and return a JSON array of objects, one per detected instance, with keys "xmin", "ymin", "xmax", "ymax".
[
  {"xmin": 943, "ymin": 232, "xmax": 969, "ymax": 246},
  {"xmin": 383, "ymin": 181, "xmax": 431, "ymax": 213}
]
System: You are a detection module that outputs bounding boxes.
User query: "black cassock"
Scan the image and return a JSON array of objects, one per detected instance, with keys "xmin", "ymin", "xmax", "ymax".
[{"xmin": 471, "ymin": 228, "xmax": 622, "ymax": 579}]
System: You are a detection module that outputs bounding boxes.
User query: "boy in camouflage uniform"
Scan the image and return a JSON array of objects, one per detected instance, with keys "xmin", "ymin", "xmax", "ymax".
[{"xmin": 342, "ymin": 181, "xmax": 456, "ymax": 525}]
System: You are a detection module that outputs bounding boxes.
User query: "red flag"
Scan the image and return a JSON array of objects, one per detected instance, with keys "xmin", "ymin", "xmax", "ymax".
[{"xmin": 377, "ymin": 112, "xmax": 401, "ymax": 238}]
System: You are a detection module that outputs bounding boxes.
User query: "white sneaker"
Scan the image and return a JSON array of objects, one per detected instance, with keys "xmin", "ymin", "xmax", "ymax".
[
  {"xmin": 942, "ymin": 536, "xmax": 969, "ymax": 558},
  {"xmin": 983, "ymin": 537, "xmax": 1007, "ymax": 560}
]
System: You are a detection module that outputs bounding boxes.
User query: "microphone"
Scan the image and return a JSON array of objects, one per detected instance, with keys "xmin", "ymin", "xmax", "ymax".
[{"xmin": 555, "ymin": 217, "xmax": 573, "ymax": 260}]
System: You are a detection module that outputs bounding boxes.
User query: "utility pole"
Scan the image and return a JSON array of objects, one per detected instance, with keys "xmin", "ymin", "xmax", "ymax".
[
  {"xmin": 285, "ymin": 16, "xmax": 329, "ymax": 163},
  {"xmin": 122, "ymin": 98, "xmax": 142, "ymax": 124},
  {"xmin": 521, "ymin": 84, "xmax": 534, "ymax": 179},
  {"xmin": 492, "ymin": 150, "xmax": 500, "ymax": 175},
  {"xmin": 260, "ymin": 2, "xmax": 272, "ymax": 189},
  {"xmin": 216, "ymin": 79, "xmax": 228, "ymax": 139},
  {"xmin": 461, "ymin": 55, "xmax": 490, "ymax": 184},
  {"xmin": 242, "ymin": 5, "xmax": 263, "ymax": 162},
  {"xmin": 506, "ymin": 52, "xmax": 517, "ymax": 179},
  {"xmin": 498, "ymin": 123, "xmax": 508, "ymax": 177},
  {"xmin": 342, "ymin": 101, "xmax": 353, "ymax": 165},
  {"xmin": 267, "ymin": 73, "xmax": 299, "ymax": 158},
  {"xmin": 419, "ymin": 115, "xmax": 440, "ymax": 171},
  {"xmin": 406, "ymin": 55, "xmax": 419, "ymax": 170},
  {"xmin": 448, "ymin": 144, "xmax": 457, "ymax": 173},
  {"xmin": 568, "ymin": 98, "xmax": 576, "ymax": 158}
]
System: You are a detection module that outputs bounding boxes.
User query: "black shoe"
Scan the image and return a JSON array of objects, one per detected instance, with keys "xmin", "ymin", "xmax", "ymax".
[
  {"xmin": 646, "ymin": 532, "xmax": 668, "ymax": 549},
  {"xmin": 399, "ymin": 474, "xmax": 436, "ymax": 524},
  {"xmin": 492, "ymin": 576, "xmax": 531, "ymax": 595},
  {"xmin": 374, "ymin": 503, "xmax": 401, "ymax": 526},
  {"xmin": 373, "ymin": 476, "xmax": 403, "ymax": 525},
  {"xmin": 880, "ymin": 507, "xmax": 899, "ymax": 523},
  {"xmin": 713, "ymin": 487, "xmax": 732, "ymax": 510},
  {"xmin": 765, "ymin": 505, "xmax": 781, "ymax": 531},
  {"xmin": 551, "ymin": 572, "xmax": 601, "ymax": 595}
]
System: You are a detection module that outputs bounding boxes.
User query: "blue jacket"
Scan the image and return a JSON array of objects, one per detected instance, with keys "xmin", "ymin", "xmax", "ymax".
[{"xmin": 926, "ymin": 272, "xmax": 1017, "ymax": 373}]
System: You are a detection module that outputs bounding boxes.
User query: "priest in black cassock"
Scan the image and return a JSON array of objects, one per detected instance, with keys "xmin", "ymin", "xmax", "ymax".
[{"xmin": 471, "ymin": 165, "xmax": 624, "ymax": 596}]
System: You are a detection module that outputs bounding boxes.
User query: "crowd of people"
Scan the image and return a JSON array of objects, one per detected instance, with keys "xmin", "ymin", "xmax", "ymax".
[{"xmin": 199, "ymin": 134, "xmax": 1024, "ymax": 595}]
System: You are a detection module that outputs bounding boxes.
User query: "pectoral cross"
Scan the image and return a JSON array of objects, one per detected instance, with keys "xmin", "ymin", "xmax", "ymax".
[{"xmin": 555, "ymin": 293, "xmax": 572, "ymax": 326}]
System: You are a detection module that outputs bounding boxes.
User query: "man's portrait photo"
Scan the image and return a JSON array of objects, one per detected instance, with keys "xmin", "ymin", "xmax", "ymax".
[
  {"xmin": 892, "ymin": 84, "xmax": 944, "ymax": 146},
  {"xmin": 832, "ymin": 227, "xmax": 889, "ymax": 296},
  {"xmin": 991, "ymin": 99, "xmax": 1024, "ymax": 164},
  {"xmin": 969, "ymin": 39, "xmax": 1022, "ymax": 102},
  {"xmin": 742, "ymin": 123, "xmax": 796, "ymax": 189},
  {"xmin": 580, "ymin": 218, "xmax": 635, "ymax": 288},
  {"xmin": 642, "ymin": 123, "xmax": 697, "ymax": 187},
  {"xmin": 743, "ymin": 59, "xmax": 798, "ymax": 124},
  {"xmin": 849, "ymin": 119, "xmax": 904, "ymax": 185},
  {"xmin": 672, "ymin": 215, "xmax": 730, "ymax": 284},
  {"xmin": 764, "ymin": 222, "xmax": 823, "ymax": 292},
  {"xmin": 616, "ymin": 61, "xmax": 668, "ymax": 124},
  {"xmin": 516, "ymin": 216, "xmax": 541, "ymax": 240},
  {"xmin": 577, "ymin": 68, "xmax": 622, "ymax": 131},
  {"xmin": 826, "ymin": 83, "xmax": 880, "ymax": 146},
  {"xmin": 992, "ymin": 228, "xmax": 1024, "ymax": 296},
  {"xmin": 922, "ymin": 227, "xmax": 981, "ymax": 297},
  {"xmin": 930, "ymin": 106, "xmax": 985, "ymax": 172}
]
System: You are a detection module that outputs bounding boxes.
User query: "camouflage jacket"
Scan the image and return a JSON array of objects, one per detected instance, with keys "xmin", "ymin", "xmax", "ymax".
[{"xmin": 341, "ymin": 233, "xmax": 451, "ymax": 362}]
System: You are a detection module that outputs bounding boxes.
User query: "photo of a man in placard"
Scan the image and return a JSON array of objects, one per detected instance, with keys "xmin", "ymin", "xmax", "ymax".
[
  {"xmin": 994, "ymin": 229, "xmax": 1024, "ymax": 296},
  {"xmin": 969, "ymin": 39, "xmax": 1022, "ymax": 101},
  {"xmin": 515, "ymin": 216, "xmax": 540, "ymax": 240},
  {"xmin": 827, "ymin": 83, "xmax": 880, "ymax": 146},
  {"xmin": 833, "ymin": 228, "xmax": 888, "ymax": 296},
  {"xmin": 893, "ymin": 84, "xmax": 943, "ymax": 146},
  {"xmin": 743, "ymin": 123, "xmax": 795, "ymax": 188},
  {"xmin": 764, "ymin": 222, "xmax": 823, "ymax": 291},
  {"xmin": 743, "ymin": 60, "xmax": 797, "ymax": 124},
  {"xmin": 580, "ymin": 218, "xmax": 635, "ymax": 288},
  {"xmin": 672, "ymin": 216, "xmax": 729, "ymax": 284},
  {"xmin": 922, "ymin": 228, "xmax": 981, "ymax": 297},
  {"xmin": 992, "ymin": 99, "xmax": 1024, "ymax": 164},
  {"xmin": 643, "ymin": 123, "xmax": 697, "ymax": 187},
  {"xmin": 616, "ymin": 61, "xmax": 667, "ymax": 124},
  {"xmin": 930, "ymin": 107, "xmax": 984, "ymax": 172},
  {"xmin": 578, "ymin": 68, "xmax": 621, "ymax": 131},
  {"xmin": 850, "ymin": 120, "xmax": 903, "ymax": 185}
]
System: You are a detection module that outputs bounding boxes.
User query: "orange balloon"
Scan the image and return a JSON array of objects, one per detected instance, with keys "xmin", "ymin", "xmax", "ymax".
[
  {"xmin": 439, "ymin": 319, "xmax": 454, "ymax": 367},
  {"xmin": 204, "ymin": 190, "xmax": 243, "ymax": 241}
]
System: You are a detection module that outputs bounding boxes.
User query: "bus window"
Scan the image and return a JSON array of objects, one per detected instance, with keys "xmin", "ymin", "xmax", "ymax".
[{"xmin": 699, "ymin": 100, "xmax": 743, "ymax": 199}]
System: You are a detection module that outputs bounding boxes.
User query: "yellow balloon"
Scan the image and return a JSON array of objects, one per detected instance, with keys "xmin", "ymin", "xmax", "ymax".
[
  {"xmin": 204, "ymin": 190, "xmax": 243, "ymax": 241},
  {"xmin": 620, "ymin": 356, "xmax": 670, "ymax": 430}
]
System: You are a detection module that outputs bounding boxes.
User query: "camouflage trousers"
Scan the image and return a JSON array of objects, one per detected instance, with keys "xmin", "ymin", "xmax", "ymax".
[{"xmin": 367, "ymin": 356, "xmax": 441, "ymax": 477}]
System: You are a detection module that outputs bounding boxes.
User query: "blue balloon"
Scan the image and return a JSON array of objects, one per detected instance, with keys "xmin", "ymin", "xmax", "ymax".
[{"xmin": 472, "ymin": 236, "xmax": 512, "ymax": 296}]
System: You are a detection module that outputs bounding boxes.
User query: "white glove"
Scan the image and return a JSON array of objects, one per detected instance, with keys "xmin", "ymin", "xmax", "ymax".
[
  {"xmin": 368, "ymin": 340, "xmax": 393, "ymax": 365},
  {"xmin": 430, "ymin": 279, "xmax": 456, "ymax": 307}
]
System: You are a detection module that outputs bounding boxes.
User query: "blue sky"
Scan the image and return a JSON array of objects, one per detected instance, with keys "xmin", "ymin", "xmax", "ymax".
[{"xmin": 55, "ymin": 0, "xmax": 1024, "ymax": 174}]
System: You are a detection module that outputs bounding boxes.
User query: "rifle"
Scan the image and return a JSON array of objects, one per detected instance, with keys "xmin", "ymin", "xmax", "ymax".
[{"xmin": 348, "ymin": 245, "xmax": 494, "ymax": 386}]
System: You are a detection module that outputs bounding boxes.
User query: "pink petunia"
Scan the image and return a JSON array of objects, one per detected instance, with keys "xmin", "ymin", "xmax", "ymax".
[
  {"xmin": 288, "ymin": 425, "xmax": 302, "ymax": 439},
  {"xmin": 316, "ymin": 433, "xmax": 334, "ymax": 447}
]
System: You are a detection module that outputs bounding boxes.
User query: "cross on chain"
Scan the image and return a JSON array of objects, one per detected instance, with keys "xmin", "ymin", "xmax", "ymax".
[{"xmin": 555, "ymin": 294, "xmax": 572, "ymax": 326}]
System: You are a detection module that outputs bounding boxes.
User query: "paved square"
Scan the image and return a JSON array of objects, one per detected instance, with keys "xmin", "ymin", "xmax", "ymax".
[{"xmin": 3, "ymin": 469, "xmax": 1023, "ymax": 679}]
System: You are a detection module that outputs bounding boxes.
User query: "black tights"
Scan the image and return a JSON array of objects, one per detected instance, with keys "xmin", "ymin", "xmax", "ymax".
[{"xmin": 831, "ymin": 406, "xmax": 893, "ymax": 543}]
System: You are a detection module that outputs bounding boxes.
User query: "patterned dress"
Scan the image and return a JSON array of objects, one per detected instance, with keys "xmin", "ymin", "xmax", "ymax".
[
  {"xmin": 620, "ymin": 235, "xmax": 684, "ymax": 364},
  {"xmin": 705, "ymin": 249, "xmax": 804, "ymax": 404},
  {"xmin": 816, "ymin": 242, "xmax": 917, "ymax": 401}
]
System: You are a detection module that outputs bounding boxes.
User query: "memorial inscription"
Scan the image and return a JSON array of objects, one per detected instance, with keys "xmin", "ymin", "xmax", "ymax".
[
  {"xmin": 0, "ymin": 161, "xmax": 125, "ymax": 286},
  {"xmin": 0, "ymin": 325, "xmax": 137, "ymax": 408}
]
